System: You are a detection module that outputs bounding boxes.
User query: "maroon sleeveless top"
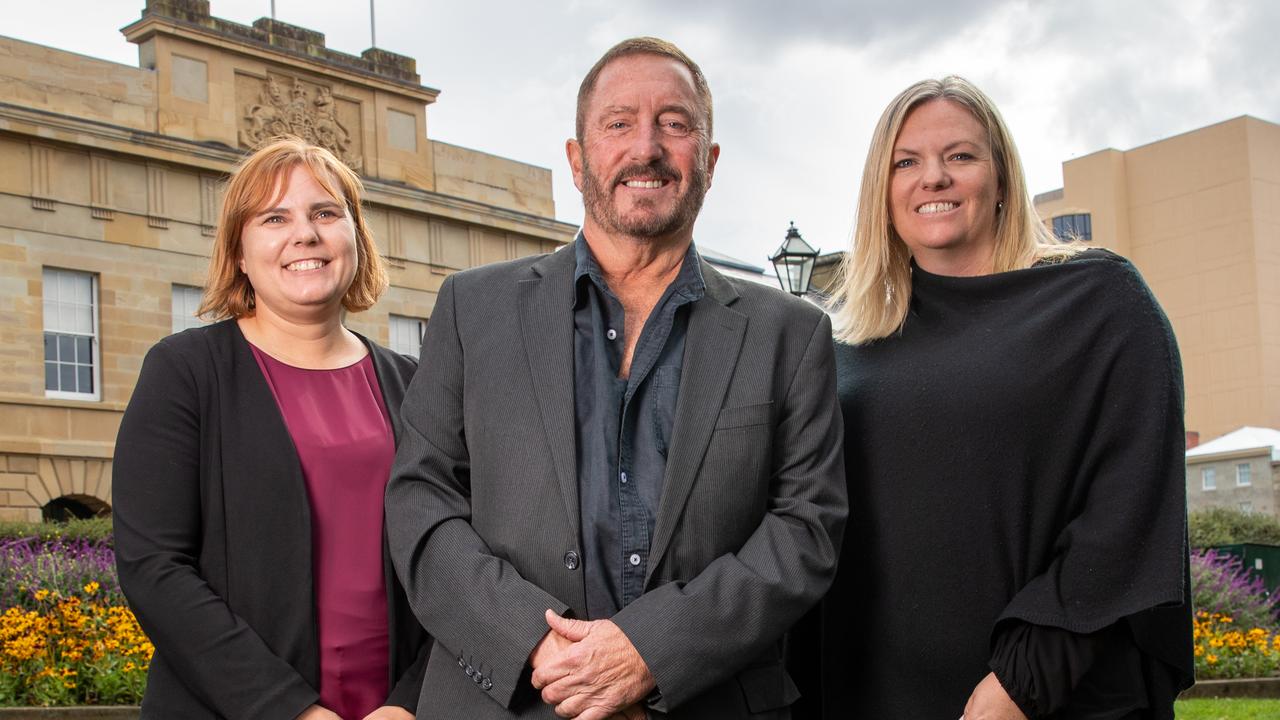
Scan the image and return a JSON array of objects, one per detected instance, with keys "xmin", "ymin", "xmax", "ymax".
[{"xmin": 251, "ymin": 345, "xmax": 393, "ymax": 720}]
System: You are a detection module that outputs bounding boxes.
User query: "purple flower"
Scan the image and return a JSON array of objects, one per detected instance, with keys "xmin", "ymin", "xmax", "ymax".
[{"xmin": 0, "ymin": 534, "xmax": 121, "ymax": 608}]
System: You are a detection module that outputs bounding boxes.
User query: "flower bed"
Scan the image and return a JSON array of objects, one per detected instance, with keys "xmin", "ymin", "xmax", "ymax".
[
  {"xmin": 1192, "ymin": 549, "xmax": 1280, "ymax": 680},
  {"xmin": 0, "ymin": 536, "xmax": 150, "ymax": 707}
]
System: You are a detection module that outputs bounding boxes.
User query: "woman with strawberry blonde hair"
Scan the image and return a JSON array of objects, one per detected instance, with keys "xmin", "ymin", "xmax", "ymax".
[
  {"xmin": 115, "ymin": 137, "xmax": 429, "ymax": 720},
  {"xmin": 814, "ymin": 77, "xmax": 1193, "ymax": 719}
]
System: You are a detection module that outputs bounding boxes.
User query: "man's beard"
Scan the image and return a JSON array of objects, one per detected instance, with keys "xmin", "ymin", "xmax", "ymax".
[{"xmin": 581, "ymin": 154, "xmax": 709, "ymax": 239}]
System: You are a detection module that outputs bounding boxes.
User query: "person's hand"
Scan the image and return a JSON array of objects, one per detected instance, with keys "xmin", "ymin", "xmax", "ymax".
[
  {"xmin": 530, "ymin": 622, "xmax": 574, "ymax": 670},
  {"xmin": 530, "ymin": 609, "xmax": 655, "ymax": 719},
  {"xmin": 961, "ymin": 672, "xmax": 1027, "ymax": 720},
  {"xmin": 295, "ymin": 706, "xmax": 342, "ymax": 720},
  {"xmin": 360, "ymin": 706, "xmax": 414, "ymax": 720}
]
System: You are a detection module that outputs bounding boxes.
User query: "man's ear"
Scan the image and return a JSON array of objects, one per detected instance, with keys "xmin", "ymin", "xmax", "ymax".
[
  {"xmin": 566, "ymin": 138, "xmax": 586, "ymax": 192},
  {"xmin": 705, "ymin": 142, "xmax": 721, "ymax": 189}
]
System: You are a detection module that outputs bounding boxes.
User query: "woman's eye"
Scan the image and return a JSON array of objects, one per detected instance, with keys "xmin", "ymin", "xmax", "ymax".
[
  {"xmin": 951, "ymin": 152, "xmax": 975, "ymax": 161},
  {"xmin": 893, "ymin": 158, "xmax": 915, "ymax": 169}
]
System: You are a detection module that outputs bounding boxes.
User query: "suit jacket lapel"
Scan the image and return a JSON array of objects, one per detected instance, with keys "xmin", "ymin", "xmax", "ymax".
[
  {"xmin": 519, "ymin": 246, "xmax": 581, "ymax": 532},
  {"xmin": 647, "ymin": 261, "xmax": 746, "ymax": 581}
]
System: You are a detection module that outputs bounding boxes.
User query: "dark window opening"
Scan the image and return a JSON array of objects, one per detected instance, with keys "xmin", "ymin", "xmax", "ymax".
[{"xmin": 43, "ymin": 494, "xmax": 111, "ymax": 522}]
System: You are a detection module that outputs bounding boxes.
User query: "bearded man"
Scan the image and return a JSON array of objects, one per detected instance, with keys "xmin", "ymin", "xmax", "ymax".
[{"xmin": 386, "ymin": 37, "xmax": 846, "ymax": 720}]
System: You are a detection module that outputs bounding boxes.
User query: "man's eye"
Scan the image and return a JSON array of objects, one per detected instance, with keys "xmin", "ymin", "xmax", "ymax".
[{"xmin": 608, "ymin": 121, "xmax": 628, "ymax": 130}]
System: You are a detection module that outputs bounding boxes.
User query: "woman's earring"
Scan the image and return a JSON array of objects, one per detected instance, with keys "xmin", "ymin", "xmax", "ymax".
[{"xmin": 996, "ymin": 200, "xmax": 1005, "ymax": 213}]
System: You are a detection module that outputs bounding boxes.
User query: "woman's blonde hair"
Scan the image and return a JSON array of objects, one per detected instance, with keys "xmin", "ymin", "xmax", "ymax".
[
  {"xmin": 198, "ymin": 136, "xmax": 388, "ymax": 320},
  {"xmin": 831, "ymin": 76, "xmax": 1078, "ymax": 345}
]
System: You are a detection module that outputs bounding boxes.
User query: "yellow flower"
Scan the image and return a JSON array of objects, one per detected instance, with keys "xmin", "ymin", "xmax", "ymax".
[
  {"xmin": 33, "ymin": 589, "xmax": 49, "ymax": 602},
  {"xmin": 1206, "ymin": 654, "xmax": 1218, "ymax": 664},
  {"xmin": 82, "ymin": 581, "xmax": 100, "ymax": 596}
]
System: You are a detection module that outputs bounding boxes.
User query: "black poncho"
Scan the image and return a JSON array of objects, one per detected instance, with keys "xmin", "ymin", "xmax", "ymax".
[{"xmin": 812, "ymin": 250, "xmax": 1193, "ymax": 718}]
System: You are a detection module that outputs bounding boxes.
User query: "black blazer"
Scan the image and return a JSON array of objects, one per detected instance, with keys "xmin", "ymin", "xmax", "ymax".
[{"xmin": 114, "ymin": 319, "xmax": 430, "ymax": 720}]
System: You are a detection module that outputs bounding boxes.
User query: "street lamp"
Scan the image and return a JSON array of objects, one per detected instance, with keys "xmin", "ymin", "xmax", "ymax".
[{"xmin": 769, "ymin": 222, "xmax": 819, "ymax": 297}]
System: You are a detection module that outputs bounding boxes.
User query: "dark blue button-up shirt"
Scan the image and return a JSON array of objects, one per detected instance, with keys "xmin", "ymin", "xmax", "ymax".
[{"xmin": 572, "ymin": 233, "xmax": 705, "ymax": 619}]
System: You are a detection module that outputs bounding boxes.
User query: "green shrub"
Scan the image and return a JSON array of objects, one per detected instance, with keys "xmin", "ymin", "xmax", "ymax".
[
  {"xmin": 1189, "ymin": 508, "xmax": 1280, "ymax": 549},
  {"xmin": 0, "ymin": 518, "xmax": 113, "ymax": 545}
]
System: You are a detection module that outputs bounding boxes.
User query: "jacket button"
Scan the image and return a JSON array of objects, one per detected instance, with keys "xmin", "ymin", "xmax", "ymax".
[
  {"xmin": 481, "ymin": 677, "xmax": 493, "ymax": 691},
  {"xmin": 465, "ymin": 664, "xmax": 475, "ymax": 677},
  {"xmin": 563, "ymin": 551, "xmax": 580, "ymax": 570},
  {"xmin": 473, "ymin": 672, "xmax": 484, "ymax": 684}
]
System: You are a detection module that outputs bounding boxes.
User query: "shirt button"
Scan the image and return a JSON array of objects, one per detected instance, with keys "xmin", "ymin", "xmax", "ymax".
[
  {"xmin": 564, "ymin": 550, "xmax": 580, "ymax": 570},
  {"xmin": 629, "ymin": 553, "xmax": 641, "ymax": 566},
  {"xmin": 606, "ymin": 328, "xmax": 618, "ymax": 340},
  {"xmin": 620, "ymin": 471, "xmax": 628, "ymax": 484}
]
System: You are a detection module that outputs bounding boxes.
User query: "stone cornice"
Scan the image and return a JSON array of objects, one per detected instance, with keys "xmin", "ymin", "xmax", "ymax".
[{"xmin": 0, "ymin": 102, "xmax": 574, "ymax": 242}]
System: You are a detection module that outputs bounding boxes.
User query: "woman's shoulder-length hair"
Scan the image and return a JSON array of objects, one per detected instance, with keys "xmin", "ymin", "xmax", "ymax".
[
  {"xmin": 830, "ymin": 75, "xmax": 1079, "ymax": 345},
  {"xmin": 197, "ymin": 136, "xmax": 388, "ymax": 321}
]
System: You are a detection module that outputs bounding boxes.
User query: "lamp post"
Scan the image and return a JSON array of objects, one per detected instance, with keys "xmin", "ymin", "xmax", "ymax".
[{"xmin": 769, "ymin": 222, "xmax": 819, "ymax": 297}]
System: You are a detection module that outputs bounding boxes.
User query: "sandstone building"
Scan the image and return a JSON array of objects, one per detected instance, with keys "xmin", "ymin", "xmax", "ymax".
[{"xmin": 0, "ymin": 0, "xmax": 576, "ymax": 521}]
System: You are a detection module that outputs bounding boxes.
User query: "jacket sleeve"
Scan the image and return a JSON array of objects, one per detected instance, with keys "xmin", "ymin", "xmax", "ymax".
[
  {"xmin": 113, "ymin": 339, "xmax": 319, "ymax": 720},
  {"xmin": 385, "ymin": 640, "xmax": 430, "ymax": 710},
  {"xmin": 611, "ymin": 311, "xmax": 848, "ymax": 712},
  {"xmin": 385, "ymin": 275, "xmax": 570, "ymax": 710}
]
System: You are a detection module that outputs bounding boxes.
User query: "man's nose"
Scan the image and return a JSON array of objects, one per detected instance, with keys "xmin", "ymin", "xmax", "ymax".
[{"xmin": 626, "ymin": 121, "xmax": 664, "ymax": 164}]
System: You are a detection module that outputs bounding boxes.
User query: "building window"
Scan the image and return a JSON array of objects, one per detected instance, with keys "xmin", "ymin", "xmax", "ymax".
[
  {"xmin": 1240, "ymin": 502, "xmax": 1253, "ymax": 514},
  {"xmin": 1052, "ymin": 213, "xmax": 1092, "ymax": 242},
  {"xmin": 43, "ymin": 268, "xmax": 99, "ymax": 400},
  {"xmin": 1202, "ymin": 467, "xmax": 1216, "ymax": 491},
  {"xmin": 1237, "ymin": 463, "xmax": 1252, "ymax": 487},
  {"xmin": 172, "ymin": 284, "xmax": 209, "ymax": 334},
  {"xmin": 389, "ymin": 314, "xmax": 427, "ymax": 359}
]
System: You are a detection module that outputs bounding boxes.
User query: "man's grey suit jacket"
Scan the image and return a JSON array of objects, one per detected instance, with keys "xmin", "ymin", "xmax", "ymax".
[{"xmin": 386, "ymin": 243, "xmax": 846, "ymax": 719}]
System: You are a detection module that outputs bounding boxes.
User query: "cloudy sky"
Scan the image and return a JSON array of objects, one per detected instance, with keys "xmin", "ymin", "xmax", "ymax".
[{"xmin": 7, "ymin": 1, "xmax": 1278, "ymax": 269}]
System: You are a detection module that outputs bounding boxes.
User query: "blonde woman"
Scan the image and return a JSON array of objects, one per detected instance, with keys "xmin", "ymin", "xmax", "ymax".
[
  {"xmin": 114, "ymin": 138, "xmax": 429, "ymax": 720},
  {"xmin": 817, "ymin": 78, "xmax": 1192, "ymax": 718}
]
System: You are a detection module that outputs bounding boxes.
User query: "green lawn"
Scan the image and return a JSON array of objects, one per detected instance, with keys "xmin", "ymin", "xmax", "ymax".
[{"xmin": 1176, "ymin": 699, "xmax": 1280, "ymax": 719}]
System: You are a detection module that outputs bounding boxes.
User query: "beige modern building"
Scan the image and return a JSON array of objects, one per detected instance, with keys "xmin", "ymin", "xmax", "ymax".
[
  {"xmin": 0, "ymin": 0, "xmax": 576, "ymax": 521},
  {"xmin": 1185, "ymin": 427, "xmax": 1280, "ymax": 516},
  {"xmin": 1035, "ymin": 116, "xmax": 1280, "ymax": 441}
]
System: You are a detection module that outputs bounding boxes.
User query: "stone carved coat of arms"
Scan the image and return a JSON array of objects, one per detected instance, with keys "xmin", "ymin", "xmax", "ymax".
[{"xmin": 240, "ymin": 75, "xmax": 362, "ymax": 171}]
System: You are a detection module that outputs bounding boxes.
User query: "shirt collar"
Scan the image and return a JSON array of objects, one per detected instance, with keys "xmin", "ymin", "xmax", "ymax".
[{"xmin": 572, "ymin": 230, "xmax": 707, "ymax": 309}]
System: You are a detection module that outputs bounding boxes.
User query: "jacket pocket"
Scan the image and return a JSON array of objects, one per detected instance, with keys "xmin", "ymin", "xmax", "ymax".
[
  {"xmin": 714, "ymin": 401, "xmax": 773, "ymax": 431},
  {"xmin": 736, "ymin": 660, "xmax": 800, "ymax": 713}
]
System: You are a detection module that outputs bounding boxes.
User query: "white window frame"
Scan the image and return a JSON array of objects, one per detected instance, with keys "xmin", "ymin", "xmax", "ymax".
[
  {"xmin": 42, "ymin": 267, "xmax": 101, "ymax": 401},
  {"xmin": 1201, "ymin": 467, "xmax": 1216, "ymax": 491},
  {"xmin": 171, "ymin": 284, "xmax": 209, "ymax": 334},
  {"xmin": 1236, "ymin": 462, "xmax": 1252, "ymax": 487},
  {"xmin": 389, "ymin": 314, "xmax": 427, "ymax": 359}
]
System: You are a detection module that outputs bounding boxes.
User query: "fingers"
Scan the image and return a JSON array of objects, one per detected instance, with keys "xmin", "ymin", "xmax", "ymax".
[
  {"xmin": 532, "ymin": 655, "xmax": 572, "ymax": 691},
  {"xmin": 546, "ymin": 608, "xmax": 594, "ymax": 641}
]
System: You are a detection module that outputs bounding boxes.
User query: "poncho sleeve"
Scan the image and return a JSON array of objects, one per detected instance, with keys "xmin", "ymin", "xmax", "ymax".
[{"xmin": 990, "ymin": 254, "xmax": 1194, "ymax": 706}]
